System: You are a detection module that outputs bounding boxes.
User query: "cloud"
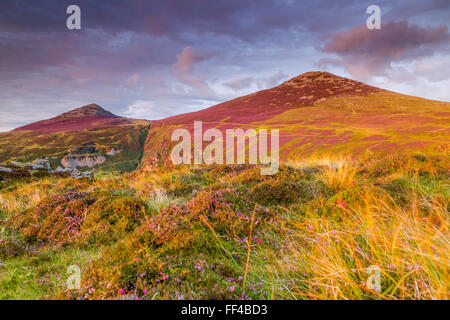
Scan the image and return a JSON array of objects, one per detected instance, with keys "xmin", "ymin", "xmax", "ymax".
[
  {"xmin": 126, "ymin": 74, "xmax": 141, "ymax": 85},
  {"xmin": 172, "ymin": 47, "xmax": 212, "ymax": 81},
  {"xmin": 123, "ymin": 97, "xmax": 224, "ymax": 121},
  {"xmin": 0, "ymin": 1, "xmax": 363, "ymax": 40},
  {"xmin": 414, "ymin": 57, "xmax": 450, "ymax": 82},
  {"xmin": 124, "ymin": 100, "xmax": 170, "ymax": 120},
  {"xmin": 223, "ymin": 77, "xmax": 255, "ymax": 91},
  {"xmin": 264, "ymin": 70, "xmax": 289, "ymax": 87},
  {"xmin": 222, "ymin": 70, "xmax": 288, "ymax": 92},
  {"xmin": 171, "ymin": 46, "xmax": 215, "ymax": 94},
  {"xmin": 319, "ymin": 21, "xmax": 450, "ymax": 78}
]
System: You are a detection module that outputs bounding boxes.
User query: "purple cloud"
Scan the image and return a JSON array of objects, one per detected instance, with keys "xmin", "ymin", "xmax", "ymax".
[{"xmin": 319, "ymin": 21, "xmax": 450, "ymax": 78}]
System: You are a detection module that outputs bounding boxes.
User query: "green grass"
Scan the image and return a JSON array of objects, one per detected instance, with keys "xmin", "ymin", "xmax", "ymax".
[{"xmin": 0, "ymin": 247, "xmax": 100, "ymax": 299}]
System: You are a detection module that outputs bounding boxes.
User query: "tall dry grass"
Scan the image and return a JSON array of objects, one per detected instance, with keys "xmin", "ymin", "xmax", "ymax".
[
  {"xmin": 285, "ymin": 154, "xmax": 350, "ymax": 170},
  {"xmin": 271, "ymin": 155, "xmax": 449, "ymax": 300}
]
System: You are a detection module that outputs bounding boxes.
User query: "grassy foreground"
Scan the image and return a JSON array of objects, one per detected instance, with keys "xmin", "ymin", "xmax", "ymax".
[{"xmin": 0, "ymin": 153, "xmax": 448, "ymax": 300}]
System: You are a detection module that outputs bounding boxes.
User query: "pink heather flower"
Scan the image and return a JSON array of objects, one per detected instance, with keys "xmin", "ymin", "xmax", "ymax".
[
  {"xmin": 229, "ymin": 286, "xmax": 235, "ymax": 292},
  {"xmin": 119, "ymin": 289, "xmax": 125, "ymax": 295},
  {"xmin": 143, "ymin": 289, "xmax": 147, "ymax": 295}
]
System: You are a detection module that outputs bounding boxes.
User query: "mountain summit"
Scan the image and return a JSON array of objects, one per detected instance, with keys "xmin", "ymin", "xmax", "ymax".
[
  {"xmin": 13, "ymin": 104, "xmax": 125, "ymax": 133},
  {"xmin": 279, "ymin": 71, "xmax": 378, "ymax": 92},
  {"xmin": 55, "ymin": 104, "xmax": 118, "ymax": 120},
  {"xmin": 158, "ymin": 71, "xmax": 382, "ymax": 126}
]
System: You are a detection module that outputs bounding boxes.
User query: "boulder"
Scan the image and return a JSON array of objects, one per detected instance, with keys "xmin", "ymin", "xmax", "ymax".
[
  {"xmin": 30, "ymin": 159, "xmax": 52, "ymax": 171},
  {"xmin": 8, "ymin": 161, "xmax": 26, "ymax": 168},
  {"xmin": 69, "ymin": 168, "xmax": 93, "ymax": 179},
  {"xmin": 54, "ymin": 166, "xmax": 71, "ymax": 173},
  {"xmin": 0, "ymin": 167, "xmax": 13, "ymax": 173}
]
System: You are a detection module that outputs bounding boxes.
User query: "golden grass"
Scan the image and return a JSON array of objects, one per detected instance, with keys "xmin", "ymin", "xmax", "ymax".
[
  {"xmin": 318, "ymin": 163, "xmax": 357, "ymax": 192},
  {"xmin": 286, "ymin": 154, "xmax": 357, "ymax": 191},
  {"xmin": 272, "ymin": 169, "xmax": 449, "ymax": 300},
  {"xmin": 0, "ymin": 177, "xmax": 57, "ymax": 213},
  {"xmin": 285, "ymin": 154, "xmax": 350, "ymax": 170}
]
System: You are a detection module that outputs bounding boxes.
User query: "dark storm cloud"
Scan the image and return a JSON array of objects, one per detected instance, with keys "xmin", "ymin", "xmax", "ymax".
[{"xmin": 0, "ymin": 0, "xmax": 361, "ymax": 37}]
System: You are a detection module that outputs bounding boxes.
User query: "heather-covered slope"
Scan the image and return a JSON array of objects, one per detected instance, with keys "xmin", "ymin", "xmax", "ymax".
[
  {"xmin": 141, "ymin": 72, "xmax": 450, "ymax": 169},
  {"xmin": 1, "ymin": 154, "xmax": 448, "ymax": 299},
  {"xmin": 0, "ymin": 104, "xmax": 150, "ymax": 172},
  {"xmin": 13, "ymin": 104, "xmax": 127, "ymax": 133}
]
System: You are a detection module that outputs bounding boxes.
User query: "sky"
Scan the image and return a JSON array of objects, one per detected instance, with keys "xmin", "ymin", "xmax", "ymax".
[{"xmin": 0, "ymin": 0, "xmax": 449, "ymax": 131}]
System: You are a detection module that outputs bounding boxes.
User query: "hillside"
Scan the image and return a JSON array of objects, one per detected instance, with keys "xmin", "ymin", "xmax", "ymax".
[
  {"xmin": 1, "ymin": 154, "xmax": 448, "ymax": 299},
  {"xmin": 1, "ymin": 72, "xmax": 449, "ymax": 173},
  {"xmin": 142, "ymin": 72, "xmax": 450, "ymax": 169},
  {"xmin": 0, "ymin": 104, "xmax": 150, "ymax": 172},
  {"xmin": 13, "ymin": 104, "xmax": 121, "ymax": 133}
]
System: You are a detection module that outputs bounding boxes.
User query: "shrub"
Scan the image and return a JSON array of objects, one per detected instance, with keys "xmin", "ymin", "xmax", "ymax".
[
  {"xmin": 357, "ymin": 153, "xmax": 446, "ymax": 178},
  {"xmin": 379, "ymin": 176, "xmax": 412, "ymax": 206},
  {"xmin": 8, "ymin": 192, "xmax": 96, "ymax": 245},
  {"xmin": 250, "ymin": 179, "xmax": 302, "ymax": 205},
  {"xmin": 79, "ymin": 196, "xmax": 148, "ymax": 245}
]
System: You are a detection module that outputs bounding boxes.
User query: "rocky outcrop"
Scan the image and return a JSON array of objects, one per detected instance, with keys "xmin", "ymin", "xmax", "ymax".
[
  {"xmin": 55, "ymin": 166, "xmax": 92, "ymax": 179},
  {"xmin": 69, "ymin": 142, "xmax": 99, "ymax": 155},
  {"xmin": 0, "ymin": 159, "xmax": 93, "ymax": 180},
  {"xmin": 30, "ymin": 159, "xmax": 52, "ymax": 171},
  {"xmin": 0, "ymin": 159, "xmax": 54, "ymax": 179},
  {"xmin": 60, "ymin": 142, "xmax": 119, "ymax": 169},
  {"xmin": 0, "ymin": 166, "xmax": 13, "ymax": 173},
  {"xmin": 69, "ymin": 169, "xmax": 93, "ymax": 179},
  {"xmin": 61, "ymin": 155, "xmax": 106, "ymax": 169}
]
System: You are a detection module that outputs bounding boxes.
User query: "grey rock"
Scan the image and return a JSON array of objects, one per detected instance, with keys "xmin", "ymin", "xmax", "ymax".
[{"xmin": 30, "ymin": 159, "xmax": 52, "ymax": 171}]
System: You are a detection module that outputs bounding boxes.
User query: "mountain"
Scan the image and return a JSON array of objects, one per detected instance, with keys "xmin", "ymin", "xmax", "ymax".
[
  {"xmin": 161, "ymin": 72, "xmax": 382, "ymax": 125},
  {"xmin": 14, "ymin": 104, "xmax": 124, "ymax": 133},
  {"xmin": 141, "ymin": 71, "xmax": 450, "ymax": 169},
  {"xmin": 1, "ymin": 72, "xmax": 449, "ymax": 173},
  {"xmin": 0, "ymin": 104, "xmax": 150, "ymax": 172}
]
